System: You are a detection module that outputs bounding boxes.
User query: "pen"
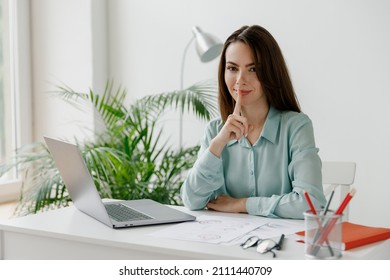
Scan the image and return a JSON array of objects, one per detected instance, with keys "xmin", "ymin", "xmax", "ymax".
[{"xmin": 276, "ymin": 234, "xmax": 285, "ymax": 250}]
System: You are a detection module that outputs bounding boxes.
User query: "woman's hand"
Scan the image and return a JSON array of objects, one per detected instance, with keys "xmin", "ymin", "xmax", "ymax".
[
  {"xmin": 209, "ymin": 94, "xmax": 248, "ymax": 157},
  {"xmin": 207, "ymin": 194, "xmax": 248, "ymax": 213}
]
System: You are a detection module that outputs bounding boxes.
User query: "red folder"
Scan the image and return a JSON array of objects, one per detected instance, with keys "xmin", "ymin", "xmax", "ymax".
[{"xmin": 296, "ymin": 222, "xmax": 390, "ymax": 250}]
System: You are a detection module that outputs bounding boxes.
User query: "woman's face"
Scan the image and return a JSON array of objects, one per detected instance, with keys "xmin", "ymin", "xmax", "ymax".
[{"xmin": 224, "ymin": 41, "xmax": 266, "ymax": 108}]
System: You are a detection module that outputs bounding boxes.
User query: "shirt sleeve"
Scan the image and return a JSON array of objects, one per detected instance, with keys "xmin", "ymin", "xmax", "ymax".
[
  {"xmin": 180, "ymin": 120, "xmax": 226, "ymax": 210},
  {"xmin": 246, "ymin": 114, "xmax": 326, "ymax": 219}
]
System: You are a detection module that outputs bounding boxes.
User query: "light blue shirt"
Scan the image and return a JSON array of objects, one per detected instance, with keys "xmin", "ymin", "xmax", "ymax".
[{"xmin": 181, "ymin": 106, "xmax": 326, "ymax": 219}]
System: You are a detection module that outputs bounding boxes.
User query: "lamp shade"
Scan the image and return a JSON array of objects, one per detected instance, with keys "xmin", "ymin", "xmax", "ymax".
[{"xmin": 192, "ymin": 26, "xmax": 223, "ymax": 62}]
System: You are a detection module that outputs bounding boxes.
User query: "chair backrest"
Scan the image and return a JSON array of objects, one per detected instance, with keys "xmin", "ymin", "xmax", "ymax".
[{"xmin": 322, "ymin": 161, "xmax": 356, "ymax": 221}]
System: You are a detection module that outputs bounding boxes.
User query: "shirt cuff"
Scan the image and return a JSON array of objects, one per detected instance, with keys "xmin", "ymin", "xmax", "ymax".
[{"xmin": 246, "ymin": 196, "xmax": 280, "ymax": 218}]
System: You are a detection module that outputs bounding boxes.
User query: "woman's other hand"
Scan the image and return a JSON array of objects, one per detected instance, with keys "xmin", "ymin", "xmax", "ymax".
[{"xmin": 207, "ymin": 194, "xmax": 247, "ymax": 213}]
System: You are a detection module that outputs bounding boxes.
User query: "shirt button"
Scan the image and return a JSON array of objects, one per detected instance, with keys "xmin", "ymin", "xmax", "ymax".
[{"xmin": 250, "ymin": 171, "xmax": 254, "ymax": 175}]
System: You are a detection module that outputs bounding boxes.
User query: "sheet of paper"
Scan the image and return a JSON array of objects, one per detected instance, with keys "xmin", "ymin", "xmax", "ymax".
[
  {"xmin": 149, "ymin": 214, "xmax": 305, "ymax": 245},
  {"xmin": 225, "ymin": 218, "xmax": 304, "ymax": 246},
  {"xmin": 149, "ymin": 215, "xmax": 267, "ymax": 244}
]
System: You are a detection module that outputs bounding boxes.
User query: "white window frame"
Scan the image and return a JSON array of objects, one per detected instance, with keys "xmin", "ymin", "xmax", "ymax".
[{"xmin": 0, "ymin": 0, "xmax": 32, "ymax": 203}]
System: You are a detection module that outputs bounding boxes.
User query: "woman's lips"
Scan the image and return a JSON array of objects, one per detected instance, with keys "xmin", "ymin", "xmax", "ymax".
[{"xmin": 235, "ymin": 89, "xmax": 251, "ymax": 96}]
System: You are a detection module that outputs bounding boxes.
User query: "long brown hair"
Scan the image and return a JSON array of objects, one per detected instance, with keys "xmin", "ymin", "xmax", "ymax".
[{"xmin": 218, "ymin": 25, "xmax": 301, "ymax": 122}]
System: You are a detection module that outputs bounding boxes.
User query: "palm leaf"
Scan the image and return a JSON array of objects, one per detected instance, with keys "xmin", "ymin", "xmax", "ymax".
[
  {"xmin": 1, "ymin": 80, "xmax": 218, "ymax": 215},
  {"xmin": 139, "ymin": 79, "xmax": 219, "ymax": 122}
]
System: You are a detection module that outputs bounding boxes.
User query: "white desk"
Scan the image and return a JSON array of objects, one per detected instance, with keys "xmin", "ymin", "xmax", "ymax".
[{"xmin": 0, "ymin": 205, "xmax": 389, "ymax": 260}]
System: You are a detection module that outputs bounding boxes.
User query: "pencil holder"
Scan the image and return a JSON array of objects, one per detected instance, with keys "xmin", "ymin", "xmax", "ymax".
[{"xmin": 304, "ymin": 210, "xmax": 343, "ymax": 259}]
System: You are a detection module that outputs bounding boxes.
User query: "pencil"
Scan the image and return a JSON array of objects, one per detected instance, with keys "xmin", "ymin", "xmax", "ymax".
[
  {"xmin": 335, "ymin": 188, "xmax": 356, "ymax": 215},
  {"xmin": 311, "ymin": 187, "xmax": 335, "ymax": 252},
  {"xmin": 303, "ymin": 191, "xmax": 317, "ymax": 214},
  {"xmin": 323, "ymin": 186, "xmax": 335, "ymax": 215}
]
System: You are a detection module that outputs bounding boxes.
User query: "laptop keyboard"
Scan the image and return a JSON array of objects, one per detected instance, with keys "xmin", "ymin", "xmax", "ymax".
[{"xmin": 105, "ymin": 203, "xmax": 153, "ymax": 222}]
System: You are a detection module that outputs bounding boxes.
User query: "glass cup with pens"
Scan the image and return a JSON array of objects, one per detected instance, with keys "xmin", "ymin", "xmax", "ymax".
[
  {"xmin": 303, "ymin": 188, "xmax": 356, "ymax": 259},
  {"xmin": 304, "ymin": 210, "xmax": 343, "ymax": 259}
]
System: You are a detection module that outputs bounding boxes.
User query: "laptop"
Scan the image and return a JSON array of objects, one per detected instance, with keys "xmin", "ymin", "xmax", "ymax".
[{"xmin": 44, "ymin": 136, "xmax": 196, "ymax": 228}]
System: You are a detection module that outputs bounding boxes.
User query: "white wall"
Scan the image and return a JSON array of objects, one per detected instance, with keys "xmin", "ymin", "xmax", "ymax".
[
  {"xmin": 30, "ymin": 0, "xmax": 98, "ymax": 141},
  {"xmin": 30, "ymin": 0, "xmax": 390, "ymax": 227}
]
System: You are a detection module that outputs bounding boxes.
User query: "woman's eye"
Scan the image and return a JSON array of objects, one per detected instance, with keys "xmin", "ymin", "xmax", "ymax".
[
  {"xmin": 249, "ymin": 67, "xmax": 256, "ymax": 72},
  {"xmin": 226, "ymin": 66, "xmax": 237, "ymax": 71}
]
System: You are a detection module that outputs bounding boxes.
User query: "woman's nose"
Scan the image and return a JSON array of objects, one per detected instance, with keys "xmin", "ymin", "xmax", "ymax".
[{"xmin": 235, "ymin": 71, "xmax": 247, "ymax": 85}]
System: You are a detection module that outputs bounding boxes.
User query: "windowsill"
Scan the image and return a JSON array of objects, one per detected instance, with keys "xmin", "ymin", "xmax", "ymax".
[
  {"xmin": 0, "ymin": 179, "xmax": 22, "ymax": 203},
  {"xmin": 0, "ymin": 200, "xmax": 18, "ymax": 219}
]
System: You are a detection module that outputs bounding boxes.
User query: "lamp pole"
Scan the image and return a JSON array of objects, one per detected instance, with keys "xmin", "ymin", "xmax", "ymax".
[
  {"xmin": 178, "ymin": 26, "xmax": 223, "ymax": 149},
  {"xmin": 179, "ymin": 36, "xmax": 196, "ymax": 149}
]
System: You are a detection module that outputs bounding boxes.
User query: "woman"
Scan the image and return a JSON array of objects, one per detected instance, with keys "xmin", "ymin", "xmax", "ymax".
[{"xmin": 181, "ymin": 25, "xmax": 326, "ymax": 219}]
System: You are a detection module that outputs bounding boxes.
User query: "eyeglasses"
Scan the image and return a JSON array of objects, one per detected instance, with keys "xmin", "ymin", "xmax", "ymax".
[{"xmin": 240, "ymin": 234, "xmax": 285, "ymax": 258}]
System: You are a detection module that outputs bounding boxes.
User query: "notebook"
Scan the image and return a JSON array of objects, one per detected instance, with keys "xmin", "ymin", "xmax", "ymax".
[{"xmin": 44, "ymin": 136, "xmax": 196, "ymax": 228}]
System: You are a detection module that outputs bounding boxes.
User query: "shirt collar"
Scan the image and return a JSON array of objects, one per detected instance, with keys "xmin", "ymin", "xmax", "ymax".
[
  {"xmin": 226, "ymin": 106, "xmax": 280, "ymax": 147},
  {"xmin": 260, "ymin": 106, "xmax": 280, "ymax": 144}
]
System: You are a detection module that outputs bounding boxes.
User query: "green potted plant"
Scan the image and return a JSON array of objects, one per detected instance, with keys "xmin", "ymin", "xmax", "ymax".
[{"xmin": 0, "ymin": 80, "xmax": 218, "ymax": 216}]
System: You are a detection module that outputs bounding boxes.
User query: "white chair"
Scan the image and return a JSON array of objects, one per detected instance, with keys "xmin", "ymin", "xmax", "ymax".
[{"xmin": 322, "ymin": 161, "xmax": 356, "ymax": 221}]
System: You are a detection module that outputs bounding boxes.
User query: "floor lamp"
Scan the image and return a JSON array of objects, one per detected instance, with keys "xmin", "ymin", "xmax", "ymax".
[{"xmin": 179, "ymin": 26, "xmax": 223, "ymax": 148}]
